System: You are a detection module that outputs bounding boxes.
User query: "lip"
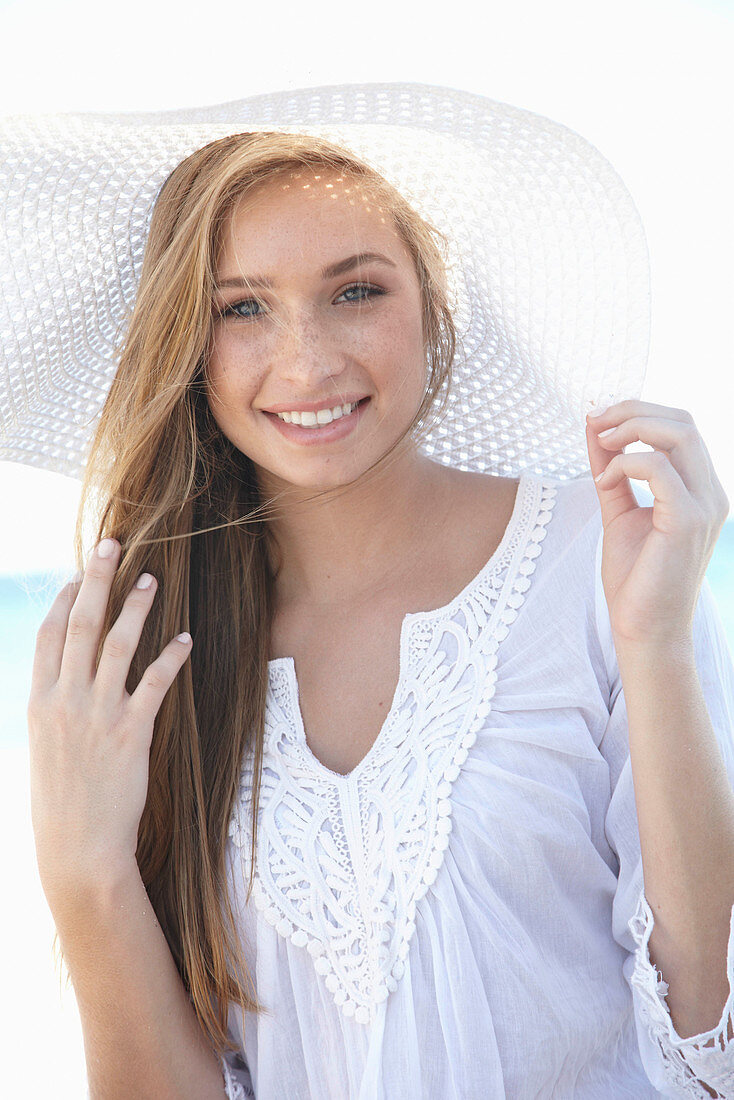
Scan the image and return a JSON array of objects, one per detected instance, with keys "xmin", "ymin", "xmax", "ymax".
[
  {"xmin": 262, "ymin": 395, "xmax": 369, "ymax": 414},
  {"xmin": 263, "ymin": 396, "xmax": 370, "ymax": 444}
]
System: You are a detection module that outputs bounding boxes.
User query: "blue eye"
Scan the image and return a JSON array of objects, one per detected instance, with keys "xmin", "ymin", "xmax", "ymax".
[
  {"xmin": 218, "ymin": 282, "xmax": 385, "ymax": 321},
  {"xmin": 221, "ymin": 298, "xmax": 263, "ymax": 319},
  {"xmin": 338, "ymin": 282, "xmax": 386, "ymax": 303}
]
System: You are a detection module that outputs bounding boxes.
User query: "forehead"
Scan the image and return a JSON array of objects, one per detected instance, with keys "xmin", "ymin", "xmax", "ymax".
[
  {"xmin": 218, "ymin": 167, "xmax": 404, "ymax": 257},
  {"xmin": 235, "ymin": 165, "xmax": 388, "ymax": 212}
]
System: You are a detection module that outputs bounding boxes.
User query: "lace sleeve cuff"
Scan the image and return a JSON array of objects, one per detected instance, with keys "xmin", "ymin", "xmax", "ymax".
[
  {"xmin": 220, "ymin": 1051, "xmax": 255, "ymax": 1099},
  {"xmin": 628, "ymin": 891, "xmax": 734, "ymax": 1098}
]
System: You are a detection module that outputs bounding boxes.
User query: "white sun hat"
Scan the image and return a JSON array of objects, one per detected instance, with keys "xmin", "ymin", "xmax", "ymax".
[{"xmin": 0, "ymin": 81, "xmax": 650, "ymax": 482}]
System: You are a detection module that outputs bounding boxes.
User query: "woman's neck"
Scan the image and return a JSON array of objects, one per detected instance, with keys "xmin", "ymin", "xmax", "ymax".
[{"xmin": 259, "ymin": 447, "xmax": 453, "ymax": 612}]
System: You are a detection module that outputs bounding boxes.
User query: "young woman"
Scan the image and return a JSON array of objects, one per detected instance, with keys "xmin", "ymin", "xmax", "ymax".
[{"xmin": 3, "ymin": 83, "xmax": 734, "ymax": 1098}]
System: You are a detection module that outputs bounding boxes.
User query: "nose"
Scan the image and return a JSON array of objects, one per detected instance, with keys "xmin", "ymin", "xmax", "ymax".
[{"xmin": 271, "ymin": 307, "xmax": 348, "ymax": 391}]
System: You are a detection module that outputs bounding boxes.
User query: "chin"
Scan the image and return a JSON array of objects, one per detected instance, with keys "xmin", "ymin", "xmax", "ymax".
[
  {"xmin": 286, "ymin": 467, "xmax": 368, "ymax": 493},
  {"xmin": 253, "ymin": 453, "xmax": 385, "ymax": 497}
]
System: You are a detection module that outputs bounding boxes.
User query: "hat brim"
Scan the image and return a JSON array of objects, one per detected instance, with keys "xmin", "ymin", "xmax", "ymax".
[{"xmin": 0, "ymin": 81, "xmax": 650, "ymax": 480}]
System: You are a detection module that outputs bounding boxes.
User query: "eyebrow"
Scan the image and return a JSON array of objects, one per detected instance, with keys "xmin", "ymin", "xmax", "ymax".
[{"xmin": 214, "ymin": 251, "xmax": 398, "ymax": 292}]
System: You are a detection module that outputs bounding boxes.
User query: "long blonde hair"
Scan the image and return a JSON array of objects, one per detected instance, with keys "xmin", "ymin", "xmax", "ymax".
[{"xmin": 65, "ymin": 130, "xmax": 457, "ymax": 1054}]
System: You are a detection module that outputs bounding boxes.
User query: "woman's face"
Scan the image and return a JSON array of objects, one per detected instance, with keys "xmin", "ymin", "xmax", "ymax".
[{"xmin": 206, "ymin": 167, "xmax": 427, "ymax": 494}]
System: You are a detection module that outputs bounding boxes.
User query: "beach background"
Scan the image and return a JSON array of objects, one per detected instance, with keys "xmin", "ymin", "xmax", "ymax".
[{"xmin": 1, "ymin": 0, "xmax": 733, "ymax": 1094}]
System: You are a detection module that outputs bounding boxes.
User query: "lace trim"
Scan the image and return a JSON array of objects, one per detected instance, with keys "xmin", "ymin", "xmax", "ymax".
[
  {"xmin": 229, "ymin": 474, "xmax": 557, "ymax": 1025},
  {"xmin": 220, "ymin": 1053, "xmax": 255, "ymax": 1099},
  {"xmin": 628, "ymin": 891, "xmax": 734, "ymax": 1098}
]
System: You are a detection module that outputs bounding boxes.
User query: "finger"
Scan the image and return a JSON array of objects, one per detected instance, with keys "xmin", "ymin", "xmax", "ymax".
[
  {"xmin": 30, "ymin": 577, "xmax": 84, "ymax": 693},
  {"xmin": 590, "ymin": 415, "xmax": 711, "ymax": 497},
  {"xmin": 93, "ymin": 572, "xmax": 159, "ymax": 699},
  {"xmin": 586, "ymin": 419, "xmax": 638, "ymax": 518},
  {"xmin": 594, "ymin": 449, "xmax": 692, "ymax": 529},
  {"xmin": 59, "ymin": 538, "xmax": 121, "ymax": 687},
  {"xmin": 585, "ymin": 400, "xmax": 647, "ymax": 501},
  {"xmin": 127, "ymin": 632, "xmax": 193, "ymax": 729},
  {"xmin": 586, "ymin": 399, "xmax": 694, "ymax": 430}
]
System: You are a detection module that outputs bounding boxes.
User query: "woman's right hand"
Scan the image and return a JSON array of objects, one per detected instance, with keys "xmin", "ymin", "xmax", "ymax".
[{"xmin": 27, "ymin": 537, "xmax": 193, "ymax": 913}]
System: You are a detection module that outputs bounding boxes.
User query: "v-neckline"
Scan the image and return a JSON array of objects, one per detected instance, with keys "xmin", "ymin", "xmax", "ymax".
[{"xmin": 268, "ymin": 471, "xmax": 536, "ymax": 784}]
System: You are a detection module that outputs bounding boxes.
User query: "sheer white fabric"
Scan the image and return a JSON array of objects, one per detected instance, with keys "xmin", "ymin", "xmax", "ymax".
[{"xmin": 217, "ymin": 471, "xmax": 734, "ymax": 1099}]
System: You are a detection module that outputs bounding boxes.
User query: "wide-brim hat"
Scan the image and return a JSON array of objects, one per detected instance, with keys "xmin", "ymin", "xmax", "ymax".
[{"xmin": 0, "ymin": 81, "xmax": 650, "ymax": 482}]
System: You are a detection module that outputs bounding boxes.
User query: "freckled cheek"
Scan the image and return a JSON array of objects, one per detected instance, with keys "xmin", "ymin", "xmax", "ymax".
[
  {"xmin": 205, "ymin": 341, "xmax": 267, "ymax": 415},
  {"xmin": 370, "ymin": 312, "xmax": 426, "ymax": 404}
]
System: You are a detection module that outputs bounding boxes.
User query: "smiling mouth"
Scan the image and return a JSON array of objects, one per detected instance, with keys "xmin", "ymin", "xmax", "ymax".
[
  {"xmin": 281, "ymin": 398, "xmax": 367, "ymax": 426},
  {"xmin": 264, "ymin": 396, "xmax": 370, "ymax": 426},
  {"xmin": 262, "ymin": 395, "xmax": 370, "ymax": 439}
]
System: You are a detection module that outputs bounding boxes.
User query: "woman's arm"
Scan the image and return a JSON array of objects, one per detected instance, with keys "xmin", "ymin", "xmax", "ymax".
[
  {"xmin": 53, "ymin": 858, "xmax": 225, "ymax": 1100},
  {"xmin": 27, "ymin": 539, "xmax": 227, "ymax": 1098},
  {"xmin": 614, "ymin": 635, "xmax": 734, "ymax": 1041}
]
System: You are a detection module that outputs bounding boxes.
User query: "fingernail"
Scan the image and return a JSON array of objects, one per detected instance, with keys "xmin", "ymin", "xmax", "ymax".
[
  {"xmin": 135, "ymin": 573, "xmax": 154, "ymax": 589},
  {"xmin": 588, "ymin": 403, "xmax": 610, "ymax": 419},
  {"xmin": 175, "ymin": 632, "xmax": 192, "ymax": 644},
  {"xmin": 97, "ymin": 538, "xmax": 116, "ymax": 558}
]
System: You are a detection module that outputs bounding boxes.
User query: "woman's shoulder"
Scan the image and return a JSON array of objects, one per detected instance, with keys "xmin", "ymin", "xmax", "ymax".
[
  {"xmin": 418, "ymin": 463, "xmax": 603, "ymax": 614},
  {"xmin": 437, "ymin": 468, "xmax": 524, "ymax": 574},
  {"xmin": 460, "ymin": 467, "xmax": 604, "ymax": 593},
  {"xmin": 442, "ymin": 468, "xmax": 521, "ymax": 523},
  {"xmin": 448, "ymin": 466, "xmax": 601, "ymax": 537}
]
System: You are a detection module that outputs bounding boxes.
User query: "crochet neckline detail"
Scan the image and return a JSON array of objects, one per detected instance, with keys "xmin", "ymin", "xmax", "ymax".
[
  {"xmin": 268, "ymin": 470, "xmax": 534, "ymax": 783},
  {"xmin": 229, "ymin": 471, "xmax": 559, "ymax": 1025}
]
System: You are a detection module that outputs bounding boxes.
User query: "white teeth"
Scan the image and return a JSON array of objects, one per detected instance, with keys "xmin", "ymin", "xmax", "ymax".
[{"xmin": 276, "ymin": 401, "xmax": 360, "ymax": 426}]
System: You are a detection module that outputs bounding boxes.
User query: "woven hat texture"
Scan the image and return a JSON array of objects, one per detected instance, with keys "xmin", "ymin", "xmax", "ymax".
[{"xmin": 0, "ymin": 81, "xmax": 651, "ymax": 481}]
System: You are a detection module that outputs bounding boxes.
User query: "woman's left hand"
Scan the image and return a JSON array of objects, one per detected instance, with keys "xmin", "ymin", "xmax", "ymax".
[{"xmin": 586, "ymin": 399, "xmax": 730, "ymax": 647}]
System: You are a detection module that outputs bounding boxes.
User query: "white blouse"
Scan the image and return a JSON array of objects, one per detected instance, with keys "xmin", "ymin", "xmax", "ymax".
[{"xmin": 217, "ymin": 471, "xmax": 734, "ymax": 1099}]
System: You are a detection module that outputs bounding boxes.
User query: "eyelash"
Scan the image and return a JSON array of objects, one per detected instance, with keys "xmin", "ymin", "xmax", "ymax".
[{"xmin": 218, "ymin": 282, "xmax": 387, "ymax": 321}]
